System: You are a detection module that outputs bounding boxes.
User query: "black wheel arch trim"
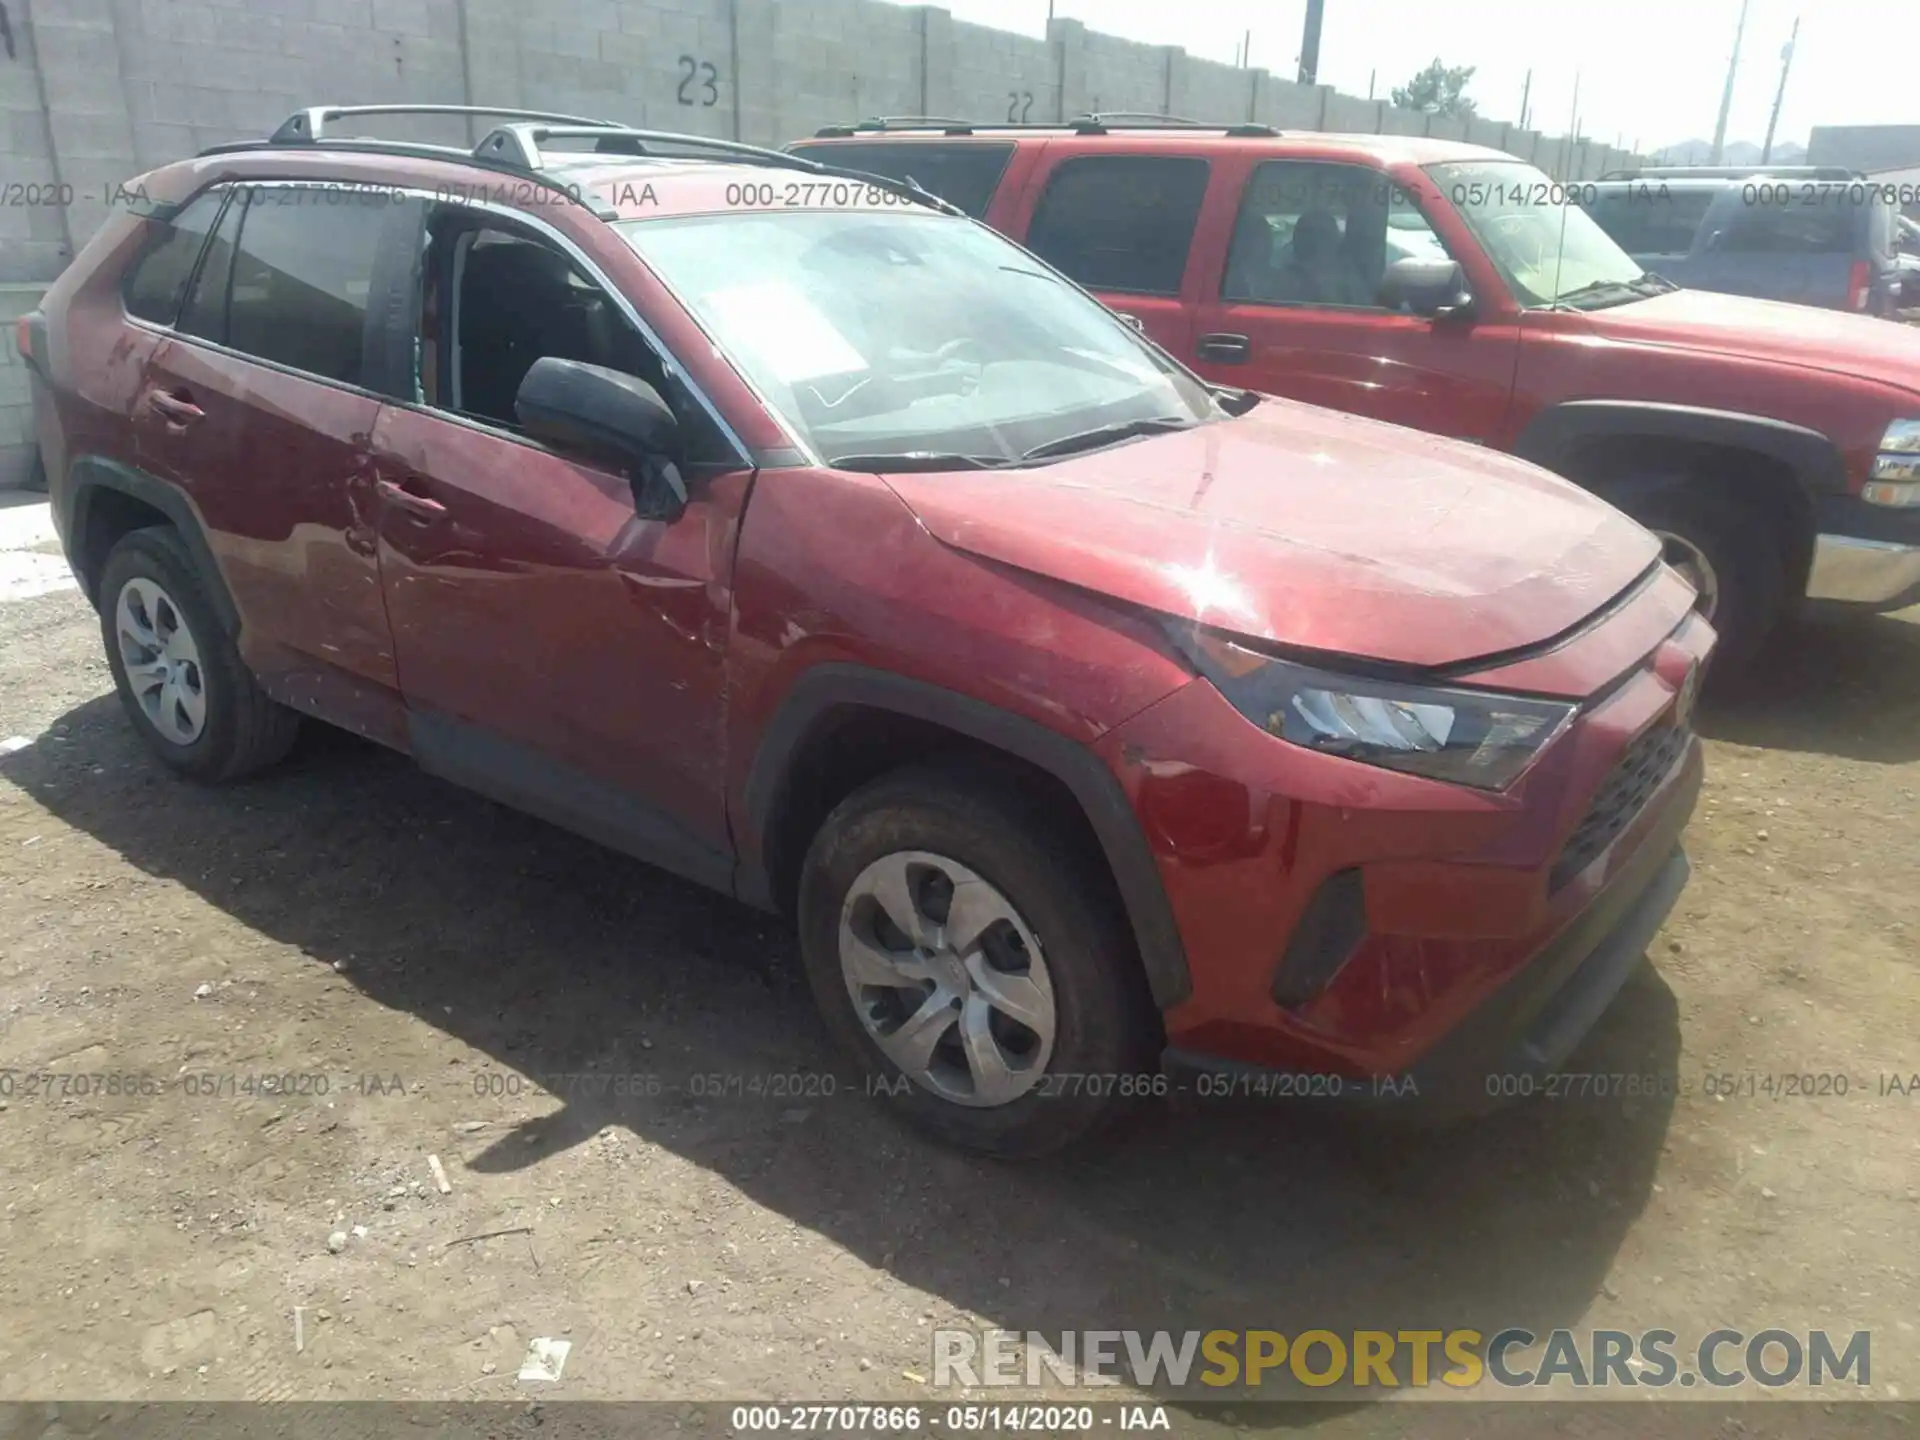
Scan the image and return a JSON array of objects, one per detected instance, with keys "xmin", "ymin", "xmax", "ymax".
[
  {"xmin": 65, "ymin": 456, "xmax": 240, "ymax": 636},
  {"xmin": 738, "ymin": 664, "xmax": 1193, "ymax": 1012},
  {"xmin": 1512, "ymin": 400, "xmax": 1848, "ymax": 496}
]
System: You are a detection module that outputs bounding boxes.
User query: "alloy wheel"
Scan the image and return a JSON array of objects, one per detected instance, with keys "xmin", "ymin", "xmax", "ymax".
[
  {"xmin": 838, "ymin": 850, "xmax": 1057, "ymax": 1107},
  {"xmin": 115, "ymin": 576, "xmax": 208, "ymax": 745}
]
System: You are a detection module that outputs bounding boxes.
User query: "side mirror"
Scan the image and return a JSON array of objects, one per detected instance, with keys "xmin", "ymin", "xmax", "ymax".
[
  {"xmin": 1378, "ymin": 257, "xmax": 1472, "ymax": 319},
  {"xmin": 515, "ymin": 357, "xmax": 689, "ymax": 521}
]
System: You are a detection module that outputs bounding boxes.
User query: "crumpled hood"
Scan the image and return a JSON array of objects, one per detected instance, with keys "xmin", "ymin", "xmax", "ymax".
[
  {"xmin": 879, "ymin": 399, "xmax": 1661, "ymax": 670},
  {"xmin": 1586, "ymin": 288, "xmax": 1920, "ymax": 388}
]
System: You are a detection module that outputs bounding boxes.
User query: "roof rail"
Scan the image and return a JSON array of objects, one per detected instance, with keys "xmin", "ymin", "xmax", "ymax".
[
  {"xmin": 1602, "ymin": 163, "xmax": 1862, "ymax": 181},
  {"xmin": 219, "ymin": 106, "xmax": 968, "ymax": 220},
  {"xmin": 473, "ymin": 122, "xmax": 813, "ymax": 171},
  {"xmin": 816, "ymin": 118, "xmax": 1036, "ymax": 137},
  {"xmin": 269, "ymin": 104, "xmax": 624, "ymax": 145},
  {"xmin": 198, "ymin": 133, "xmax": 610, "ymax": 214},
  {"xmin": 812, "ymin": 113, "xmax": 1281, "ymax": 139},
  {"xmin": 1084, "ymin": 111, "xmax": 1208, "ymax": 126},
  {"xmin": 1078, "ymin": 112, "xmax": 1281, "ymax": 137}
]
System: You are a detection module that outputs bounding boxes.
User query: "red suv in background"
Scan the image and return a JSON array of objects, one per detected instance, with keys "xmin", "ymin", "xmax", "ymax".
[
  {"xmin": 23, "ymin": 106, "xmax": 1710, "ymax": 1155},
  {"xmin": 793, "ymin": 119, "xmax": 1920, "ymax": 667}
]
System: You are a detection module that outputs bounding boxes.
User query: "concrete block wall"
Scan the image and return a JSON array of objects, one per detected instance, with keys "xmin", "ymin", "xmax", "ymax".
[
  {"xmin": 1379, "ymin": 105, "xmax": 1425, "ymax": 137},
  {"xmin": 0, "ymin": 284, "xmax": 43, "ymax": 488},
  {"xmin": 0, "ymin": 0, "xmax": 1649, "ymax": 487},
  {"xmin": 1060, "ymin": 21, "xmax": 1165, "ymax": 121},
  {"xmin": 3, "ymin": 0, "xmax": 1652, "ymax": 273},
  {"xmin": 1168, "ymin": 53, "xmax": 1255, "ymax": 126},
  {"xmin": 1321, "ymin": 92, "xmax": 1376, "ymax": 135},
  {"xmin": 945, "ymin": 17, "xmax": 1054, "ymax": 128}
]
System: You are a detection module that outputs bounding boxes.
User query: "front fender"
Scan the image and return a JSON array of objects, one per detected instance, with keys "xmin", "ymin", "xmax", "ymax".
[{"xmin": 1512, "ymin": 400, "xmax": 1848, "ymax": 498}]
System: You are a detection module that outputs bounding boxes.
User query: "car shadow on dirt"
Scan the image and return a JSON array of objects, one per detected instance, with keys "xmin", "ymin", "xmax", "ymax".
[
  {"xmin": 3, "ymin": 696, "xmax": 1681, "ymax": 1409},
  {"xmin": 1700, "ymin": 607, "xmax": 1920, "ymax": 764}
]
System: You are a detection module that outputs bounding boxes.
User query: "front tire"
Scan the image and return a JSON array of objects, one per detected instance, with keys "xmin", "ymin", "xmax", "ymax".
[
  {"xmin": 98, "ymin": 526, "xmax": 299, "ymax": 782},
  {"xmin": 797, "ymin": 763, "xmax": 1155, "ymax": 1156},
  {"xmin": 1599, "ymin": 477, "xmax": 1784, "ymax": 673}
]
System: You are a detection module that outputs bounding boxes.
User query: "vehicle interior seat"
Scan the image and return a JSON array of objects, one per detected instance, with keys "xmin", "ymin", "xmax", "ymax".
[
  {"xmin": 1280, "ymin": 208, "xmax": 1373, "ymax": 307},
  {"xmin": 456, "ymin": 237, "xmax": 660, "ymax": 428}
]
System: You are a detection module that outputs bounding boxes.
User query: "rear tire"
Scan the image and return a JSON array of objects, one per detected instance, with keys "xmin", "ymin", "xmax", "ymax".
[
  {"xmin": 98, "ymin": 526, "xmax": 299, "ymax": 782},
  {"xmin": 1598, "ymin": 476, "xmax": 1784, "ymax": 673},
  {"xmin": 797, "ymin": 762, "xmax": 1155, "ymax": 1157}
]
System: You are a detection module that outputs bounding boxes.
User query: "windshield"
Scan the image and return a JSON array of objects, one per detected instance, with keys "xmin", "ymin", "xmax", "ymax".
[
  {"xmin": 617, "ymin": 210, "xmax": 1215, "ymax": 468},
  {"xmin": 1428, "ymin": 161, "xmax": 1648, "ymax": 308}
]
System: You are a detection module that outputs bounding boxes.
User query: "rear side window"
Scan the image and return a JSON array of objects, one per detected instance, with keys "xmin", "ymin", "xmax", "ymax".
[
  {"xmin": 1026, "ymin": 156, "xmax": 1209, "ymax": 297},
  {"xmin": 217, "ymin": 186, "xmax": 388, "ymax": 384},
  {"xmin": 1711, "ymin": 192, "xmax": 1860, "ymax": 254},
  {"xmin": 1582, "ymin": 187, "xmax": 1717, "ymax": 254},
  {"xmin": 787, "ymin": 142, "xmax": 1014, "ymax": 219},
  {"xmin": 122, "ymin": 191, "xmax": 225, "ymax": 326}
]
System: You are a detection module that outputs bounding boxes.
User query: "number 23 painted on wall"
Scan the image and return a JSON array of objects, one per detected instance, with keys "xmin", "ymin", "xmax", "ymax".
[{"xmin": 678, "ymin": 55, "xmax": 720, "ymax": 106}]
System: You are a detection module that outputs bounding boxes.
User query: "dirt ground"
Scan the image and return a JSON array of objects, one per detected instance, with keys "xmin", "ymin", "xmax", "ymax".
[{"xmin": 1, "ymin": 491, "xmax": 1917, "ymax": 1431}]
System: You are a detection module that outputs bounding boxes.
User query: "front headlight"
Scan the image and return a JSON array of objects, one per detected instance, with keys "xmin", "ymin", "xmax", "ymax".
[
  {"xmin": 1867, "ymin": 420, "xmax": 1920, "ymax": 506},
  {"xmin": 1170, "ymin": 626, "xmax": 1576, "ymax": 792},
  {"xmin": 1879, "ymin": 419, "xmax": 1920, "ymax": 454}
]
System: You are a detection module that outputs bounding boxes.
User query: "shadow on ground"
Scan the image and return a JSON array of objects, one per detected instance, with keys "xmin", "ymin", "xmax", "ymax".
[
  {"xmin": 4, "ymin": 697, "xmax": 1680, "ymax": 1412},
  {"xmin": 1701, "ymin": 605, "xmax": 1920, "ymax": 765}
]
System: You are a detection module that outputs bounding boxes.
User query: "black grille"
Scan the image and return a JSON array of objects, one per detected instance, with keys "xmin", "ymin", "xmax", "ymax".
[{"xmin": 1550, "ymin": 723, "xmax": 1690, "ymax": 892}]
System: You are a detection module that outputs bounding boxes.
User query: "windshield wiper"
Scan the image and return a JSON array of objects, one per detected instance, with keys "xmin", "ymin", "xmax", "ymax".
[
  {"xmin": 827, "ymin": 451, "xmax": 1012, "ymax": 472},
  {"xmin": 1019, "ymin": 415, "xmax": 1194, "ymax": 463},
  {"xmin": 1550, "ymin": 278, "xmax": 1643, "ymax": 307},
  {"xmin": 1629, "ymin": 271, "xmax": 1680, "ymax": 294}
]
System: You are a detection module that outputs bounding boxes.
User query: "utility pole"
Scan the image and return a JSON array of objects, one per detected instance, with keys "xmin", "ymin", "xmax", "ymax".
[
  {"xmin": 1709, "ymin": 0, "xmax": 1750, "ymax": 165},
  {"xmin": 1761, "ymin": 15, "xmax": 1800, "ymax": 163},
  {"xmin": 1297, "ymin": 0, "xmax": 1324, "ymax": 85},
  {"xmin": 1241, "ymin": 29, "xmax": 1251, "ymax": 69},
  {"xmin": 1560, "ymin": 70, "xmax": 1581, "ymax": 179},
  {"xmin": 1518, "ymin": 68, "xmax": 1531, "ymax": 130}
]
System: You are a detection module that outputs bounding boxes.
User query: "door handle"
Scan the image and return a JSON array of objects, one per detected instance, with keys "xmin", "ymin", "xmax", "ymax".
[
  {"xmin": 375, "ymin": 476, "xmax": 447, "ymax": 518},
  {"xmin": 1196, "ymin": 333, "xmax": 1251, "ymax": 364},
  {"xmin": 145, "ymin": 389, "xmax": 204, "ymax": 426}
]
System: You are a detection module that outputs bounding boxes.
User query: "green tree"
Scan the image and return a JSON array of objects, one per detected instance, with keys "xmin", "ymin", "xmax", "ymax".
[{"xmin": 1391, "ymin": 59, "xmax": 1478, "ymax": 119}]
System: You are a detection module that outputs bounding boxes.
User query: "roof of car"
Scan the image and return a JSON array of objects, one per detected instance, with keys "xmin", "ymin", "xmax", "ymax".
[
  {"xmin": 798, "ymin": 124, "xmax": 1513, "ymax": 169},
  {"xmin": 540, "ymin": 157, "xmax": 945, "ymax": 221},
  {"xmin": 179, "ymin": 104, "xmax": 973, "ymax": 224},
  {"xmin": 1585, "ymin": 175, "xmax": 1743, "ymax": 191}
]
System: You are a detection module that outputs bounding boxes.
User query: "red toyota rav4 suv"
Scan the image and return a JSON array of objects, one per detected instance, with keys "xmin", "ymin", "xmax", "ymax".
[
  {"xmin": 22, "ymin": 106, "xmax": 1711, "ymax": 1155},
  {"xmin": 793, "ymin": 119, "xmax": 1920, "ymax": 668}
]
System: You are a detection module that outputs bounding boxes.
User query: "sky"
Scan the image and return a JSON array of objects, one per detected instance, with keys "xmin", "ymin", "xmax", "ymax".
[{"xmin": 896, "ymin": 0, "xmax": 1916, "ymax": 154}]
